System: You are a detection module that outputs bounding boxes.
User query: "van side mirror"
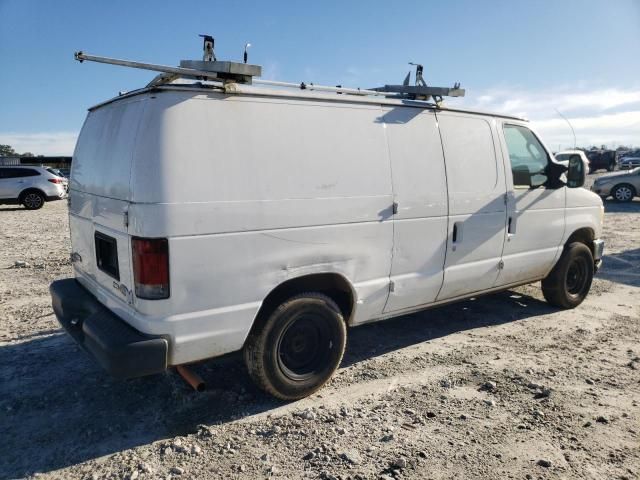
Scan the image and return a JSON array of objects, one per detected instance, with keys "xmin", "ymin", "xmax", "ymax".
[
  {"xmin": 512, "ymin": 166, "xmax": 532, "ymax": 187},
  {"xmin": 567, "ymin": 154, "xmax": 586, "ymax": 188}
]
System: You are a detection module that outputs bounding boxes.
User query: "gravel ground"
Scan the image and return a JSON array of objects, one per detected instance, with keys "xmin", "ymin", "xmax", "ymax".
[{"xmin": 0, "ymin": 174, "xmax": 638, "ymax": 480}]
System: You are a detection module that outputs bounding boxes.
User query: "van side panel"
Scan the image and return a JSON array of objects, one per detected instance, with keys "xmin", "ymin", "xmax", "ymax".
[
  {"xmin": 381, "ymin": 108, "xmax": 448, "ymax": 313},
  {"xmin": 436, "ymin": 112, "xmax": 507, "ymax": 300},
  {"xmin": 128, "ymin": 91, "xmax": 393, "ymax": 364},
  {"xmin": 132, "ymin": 93, "xmax": 391, "ymax": 203}
]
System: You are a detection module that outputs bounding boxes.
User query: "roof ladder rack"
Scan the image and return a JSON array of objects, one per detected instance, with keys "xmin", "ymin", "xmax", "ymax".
[{"xmin": 74, "ymin": 36, "xmax": 465, "ymax": 103}]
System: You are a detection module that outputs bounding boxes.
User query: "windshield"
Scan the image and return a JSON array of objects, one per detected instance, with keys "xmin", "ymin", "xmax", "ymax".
[{"xmin": 554, "ymin": 153, "xmax": 571, "ymax": 161}]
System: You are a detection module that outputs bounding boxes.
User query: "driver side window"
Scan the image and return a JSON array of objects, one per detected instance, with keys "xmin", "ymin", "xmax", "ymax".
[{"xmin": 503, "ymin": 124, "xmax": 549, "ymax": 188}]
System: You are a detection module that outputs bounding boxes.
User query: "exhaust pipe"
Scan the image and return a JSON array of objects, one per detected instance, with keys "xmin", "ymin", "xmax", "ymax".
[{"xmin": 176, "ymin": 365, "xmax": 206, "ymax": 392}]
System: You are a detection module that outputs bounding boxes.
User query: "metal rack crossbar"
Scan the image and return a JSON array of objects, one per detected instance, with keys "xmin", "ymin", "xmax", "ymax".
[
  {"xmin": 74, "ymin": 37, "xmax": 465, "ymax": 102},
  {"xmin": 75, "ymin": 52, "xmax": 402, "ymax": 98}
]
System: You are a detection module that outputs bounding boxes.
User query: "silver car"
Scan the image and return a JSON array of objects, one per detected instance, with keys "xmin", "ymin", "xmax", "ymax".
[
  {"xmin": 591, "ymin": 167, "xmax": 640, "ymax": 202},
  {"xmin": 0, "ymin": 166, "xmax": 68, "ymax": 209}
]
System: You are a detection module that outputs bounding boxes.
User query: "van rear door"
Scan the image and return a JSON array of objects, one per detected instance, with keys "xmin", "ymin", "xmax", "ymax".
[{"xmin": 69, "ymin": 97, "xmax": 146, "ymax": 306}]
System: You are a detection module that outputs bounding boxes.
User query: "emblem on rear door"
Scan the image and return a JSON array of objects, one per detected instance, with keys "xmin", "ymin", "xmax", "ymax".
[{"xmin": 113, "ymin": 281, "xmax": 133, "ymax": 304}]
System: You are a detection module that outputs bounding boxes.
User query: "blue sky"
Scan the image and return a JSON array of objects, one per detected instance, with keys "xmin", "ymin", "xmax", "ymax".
[{"xmin": 1, "ymin": 0, "xmax": 639, "ymax": 154}]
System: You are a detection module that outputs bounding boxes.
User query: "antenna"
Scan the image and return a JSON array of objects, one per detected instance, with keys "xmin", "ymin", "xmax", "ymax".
[
  {"xmin": 244, "ymin": 43, "xmax": 251, "ymax": 64},
  {"xmin": 555, "ymin": 108, "xmax": 576, "ymax": 149}
]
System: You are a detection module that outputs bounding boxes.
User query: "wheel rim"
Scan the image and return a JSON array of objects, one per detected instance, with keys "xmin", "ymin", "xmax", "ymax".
[
  {"xmin": 24, "ymin": 193, "xmax": 42, "ymax": 208},
  {"xmin": 565, "ymin": 256, "xmax": 589, "ymax": 297},
  {"xmin": 615, "ymin": 186, "xmax": 632, "ymax": 201},
  {"xmin": 277, "ymin": 312, "xmax": 331, "ymax": 381}
]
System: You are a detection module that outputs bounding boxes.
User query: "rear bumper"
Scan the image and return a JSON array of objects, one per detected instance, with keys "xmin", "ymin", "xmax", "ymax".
[
  {"xmin": 50, "ymin": 278, "xmax": 168, "ymax": 379},
  {"xmin": 50, "ymin": 183, "xmax": 68, "ymax": 199},
  {"xmin": 593, "ymin": 239, "xmax": 604, "ymax": 272},
  {"xmin": 46, "ymin": 193, "xmax": 67, "ymax": 201}
]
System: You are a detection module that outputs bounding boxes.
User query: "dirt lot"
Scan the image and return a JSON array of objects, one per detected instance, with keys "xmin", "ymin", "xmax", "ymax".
[{"xmin": 1, "ymin": 175, "xmax": 638, "ymax": 480}]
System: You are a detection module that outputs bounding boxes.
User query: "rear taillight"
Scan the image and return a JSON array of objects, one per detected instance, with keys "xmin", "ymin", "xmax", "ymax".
[
  {"xmin": 132, "ymin": 237, "xmax": 170, "ymax": 299},
  {"xmin": 48, "ymin": 178, "xmax": 64, "ymax": 184}
]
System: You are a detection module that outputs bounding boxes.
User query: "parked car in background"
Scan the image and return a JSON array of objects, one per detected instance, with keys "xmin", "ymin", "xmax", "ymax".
[
  {"xmin": 47, "ymin": 167, "xmax": 67, "ymax": 178},
  {"xmin": 591, "ymin": 167, "xmax": 640, "ymax": 202},
  {"xmin": 585, "ymin": 149, "xmax": 617, "ymax": 173},
  {"xmin": 554, "ymin": 150, "xmax": 590, "ymax": 172},
  {"xmin": 619, "ymin": 157, "xmax": 640, "ymax": 170},
  {"xmin": 48, "ymin": 168, "xmax": 69, "ymax": 191},
  {"xmin": 0, "ymin": 166, "xmax": 67, "ymax": 209},
  {"xmin": 619, "ymin": 149, "xmax": 640, "ymax": 159},
  {"xmin": 57, "ymin": 167, "xmax": 72, "ymax": 178}
]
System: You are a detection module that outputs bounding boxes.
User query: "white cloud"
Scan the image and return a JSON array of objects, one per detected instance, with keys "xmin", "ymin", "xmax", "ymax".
[
  {"xmin": 532, "ymin": 110, "xmax": 640, "ymax": 150},
  {"xmin": 0, "ymin": 132, "xmax": 78, "ymax": 156},
  {"xmin": 458, "ymin": 86, "xmax": 640, "ymax": 149}
]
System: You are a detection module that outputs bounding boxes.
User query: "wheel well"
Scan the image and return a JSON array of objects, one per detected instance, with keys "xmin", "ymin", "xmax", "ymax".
[
  {"xmin": 19, "ymin": 188, "xmax": 46, "ymax": 202},
  {"xmin": 566, "ymin": 228, "xmax": 594, "ymax": 255},
  {"xmin": 253, "ymin": 273, "xmax": 356, "ymax": 327}
]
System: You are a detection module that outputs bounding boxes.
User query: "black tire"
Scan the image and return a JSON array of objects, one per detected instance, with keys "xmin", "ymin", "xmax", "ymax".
[
  {"xmin": 607, "ymin": 162, "xmax": 615, "ymax": 172},
  {"xmin": 20, "ymin": 190, "xmax": 45, "ymax": 210},
  {"xmin": 542, "ymin": 242, "xmax": 594, "ymax": 309},
  {"xmin": 244, "ymin": 292, "xmax": 347, "ymax": 400},
  {"xmin": 611, "ymin": 183, "xmax": 636, "ymax": 203}
]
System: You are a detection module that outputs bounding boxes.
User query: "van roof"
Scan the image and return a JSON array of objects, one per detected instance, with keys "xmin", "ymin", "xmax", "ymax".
[{"xmin": 89, "ymin": 82, "xmax": 528, "ymax": 122}]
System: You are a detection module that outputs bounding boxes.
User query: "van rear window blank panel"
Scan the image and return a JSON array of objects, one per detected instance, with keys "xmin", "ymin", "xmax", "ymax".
[{"xmin": 95, "ymin": 232, "xmax": 120, "ymax": 280}]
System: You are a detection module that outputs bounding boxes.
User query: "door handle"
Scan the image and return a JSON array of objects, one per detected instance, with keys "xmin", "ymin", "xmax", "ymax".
[
  {"xmin": 507, "ymin": 216, "xmax": 516, "ymax": 236},
  {"xmin": 452, "ymin": 222, "xmax": 463, "ymax": 248}
]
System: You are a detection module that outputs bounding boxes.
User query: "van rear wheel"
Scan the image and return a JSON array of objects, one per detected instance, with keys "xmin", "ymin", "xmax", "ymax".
[
  {"xmin": 541, "ymin": 242, "xmax": 594, "ymax": 309},
  {"xmin": 244, "ymin": 293, "xmax": 346, "ymax": 400}
]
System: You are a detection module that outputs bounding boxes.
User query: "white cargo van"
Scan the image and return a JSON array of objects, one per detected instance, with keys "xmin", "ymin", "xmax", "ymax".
[{"xmin": 51, "ymin": 48, "xmax": 604, "ymax": 400}]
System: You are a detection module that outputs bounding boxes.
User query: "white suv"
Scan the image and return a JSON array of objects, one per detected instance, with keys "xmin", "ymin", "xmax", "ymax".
[
  {"xmin": 0, "ymin": 166, "xmax": 68, "ymax": 209},
  {"xmin": 554, "ymin": 150, "xmax": 591, "ymax": 171}
]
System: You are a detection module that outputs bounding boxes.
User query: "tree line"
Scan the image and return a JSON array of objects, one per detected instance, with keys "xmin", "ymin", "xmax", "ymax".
[{"xmin": 0, "ymin": 145, "xmax": 36, "ymax": 157}]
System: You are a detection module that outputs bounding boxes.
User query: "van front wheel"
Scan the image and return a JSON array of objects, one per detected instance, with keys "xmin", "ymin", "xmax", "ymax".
[
  {"xmin": 542, "ymin": 242, "xmax": 594, "ymax": 309},
  {"xmin": 244, "ymin": 293, "xmax": 347, "ymax": 400}
]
